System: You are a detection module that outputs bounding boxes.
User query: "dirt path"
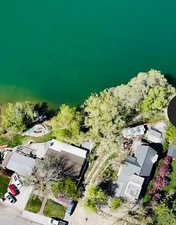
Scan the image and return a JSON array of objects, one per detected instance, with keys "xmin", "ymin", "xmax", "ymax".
[{"xmin": 85, "ymin": 154, "xmax": 110, "ymax": 185}]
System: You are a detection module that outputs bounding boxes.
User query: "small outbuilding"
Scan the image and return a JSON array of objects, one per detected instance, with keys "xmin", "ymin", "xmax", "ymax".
[
  {"xmin": 122, "ymin": 125, "xmax": 146, "ymax": 138},
  {"xmin": 167, "ymin": 144, "xmax": 176, "ymax": 159},
  {"xmin": 146, "ymin": 128, "xmax": 162, "ymax": 143}
]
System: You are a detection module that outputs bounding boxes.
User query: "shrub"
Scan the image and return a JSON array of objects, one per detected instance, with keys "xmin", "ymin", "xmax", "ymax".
[
  {"xmin": 84, "ymin": 185, "xmax": 108, "ymax": 212},
  {"xmin": 149, "ymin": 156, "xmax": 172, "ymax": 200},
  {"xmin": 111, "ymin": 197, "xmax": 122, "ymax": 210}
]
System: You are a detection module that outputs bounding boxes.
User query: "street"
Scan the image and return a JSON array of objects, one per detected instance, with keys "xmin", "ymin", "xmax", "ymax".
[{"xmin": 0, "ymin": 204, "xmax": 39, "ymax": 225}]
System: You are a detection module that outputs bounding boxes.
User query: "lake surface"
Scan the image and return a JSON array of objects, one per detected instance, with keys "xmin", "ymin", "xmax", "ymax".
[{"xmin": 0, "ymin": 0, "xmax": 176, "ymax": 105}]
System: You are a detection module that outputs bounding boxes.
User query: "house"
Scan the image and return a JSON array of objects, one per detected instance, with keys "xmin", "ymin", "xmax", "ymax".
[
  {"xmin": 115, "ymin": 144, "xmax": 158, "ymax": 202},
  {"xmin": 3, "ymin": 139, "xmax": 88, "ymax": 179},
  {"xmin": 2, "ymin": 152, "xmax": 35, "ymax": 176},
  {"xmin": 146, "ymin": 128, "xmax": 162, "ymax": 143},
  {"xmin": 167, "ymin": 144, "xmax": 176, "ymax": 159},
  {"xmin": 122, "ymin": 125, "xmax": 146, "ymax": 138},
  {"xmin": 48, "ymin": 139, "xmax": 88, "ymax": 178}
]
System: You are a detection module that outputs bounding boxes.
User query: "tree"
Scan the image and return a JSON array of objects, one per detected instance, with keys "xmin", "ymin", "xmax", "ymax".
[
  {"xmin": 140, "ymin": 85, "xmax": 175, "ymax": 115},
  {"xmin": 1, "ymin": 102, "xmax": 38, "ymax": 132},
  {"xmin": 51, "ymin": 177, "xmax": 79, "ymax": 200},
  {"xmin": 51, "ymin": 104, "xmax": 83, "ymax": 145},
  {"xmin": 112, "ymin": 69, "xmax": 171, "ymax": 109},
  {"xmin": 166, "ymin": 123, "xmax": 176, "ymax": 146},
  {"xmin": 154, "ymin": 203, "xmax": 176, "ymax": 225},
  {"xmin": 84, "ymin": 185, "xmax": 108, "ymax": 212},
  {"xmin": 22, "ymin": 152, "xmax": 77, "ymax": 196}
]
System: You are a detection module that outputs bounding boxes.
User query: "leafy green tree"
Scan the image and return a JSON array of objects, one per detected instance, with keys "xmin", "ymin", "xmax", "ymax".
[
  {"xmin": 51, "ymin": 177, "xmax": 79, "ymax": 200},
  {"xmin": 84, "ymin": 185, "xmax": 108, "ymax": 212},
  {"xmin": 166, "ymin": 123, "xmax": 176, "ymax": 146},
  {"xmin": 1, "ymin": 102, "xmax": 37, "ymax": 132},
  {"xmin": 154, "ymin": 203, "xmax": 176, "ymax": 225},
  {"xmin": 140, "ymin": 86, "xmax": 175, "ymax": 115},
  {"xmin": 51, "ymin": 104, "xmax": 83, "ymax": 144},
  {"xmin": 112, "ymin": 69, "xmax": 171, "ymax": 109}
]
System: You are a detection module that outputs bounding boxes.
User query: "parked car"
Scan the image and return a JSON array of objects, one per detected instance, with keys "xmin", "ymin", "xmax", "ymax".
[
  {"xmin": 4, "ymin": 192, "xmax": 17, "ymax": 204},
  {"xmin": 49, "ymin": 217, "xmax": 68, "ymax": 225},
  {"xmin": 8, "ymin": 184, "xmax": 18, "ymax": 196},
  {"xmin": 12, "ymin": 174, "xmax": 23, "ymax": 190},
  {"xmin": 65, "ymin": 201, "xmax": 77, "ymax": 216}
]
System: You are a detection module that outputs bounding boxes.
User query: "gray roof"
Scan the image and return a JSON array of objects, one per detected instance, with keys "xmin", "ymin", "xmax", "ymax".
[
  {"xmin": 168, "ymin": 144, "xmax": 176, "ymax": 158},
  {"xmin": 6, "ymin": 152, "xmax": 35, "ymax": 176},
  {"xmin": 134, "ymin": 145, "xmax": 158, "ymax": 176},
  {"xmin": 115, "ymin": 144, "xmax": 157, "ymax": 201}
]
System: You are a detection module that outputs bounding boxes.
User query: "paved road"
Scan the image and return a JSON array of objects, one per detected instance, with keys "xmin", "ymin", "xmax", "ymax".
[{"xmin": 0, "ymin": 204, "xmax": 39, "ymax": 225}]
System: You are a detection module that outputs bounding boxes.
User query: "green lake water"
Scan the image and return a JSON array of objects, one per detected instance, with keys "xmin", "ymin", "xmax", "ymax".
[{"xmin": 0, "ymin": 0, "xmax": 176, "ymax": 105}]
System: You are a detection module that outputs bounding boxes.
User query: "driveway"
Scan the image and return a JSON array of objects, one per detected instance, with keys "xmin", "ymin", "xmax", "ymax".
[
  {"xmin": 0, "ymin": 204, "xmax": 39, "ymax": 225},
  {"xmin": 4, "ymin": 185, "xmax": 33, "ymax": 210}
]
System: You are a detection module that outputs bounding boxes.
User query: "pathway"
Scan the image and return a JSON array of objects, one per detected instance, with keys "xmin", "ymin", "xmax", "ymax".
[{"xmin": 38, "ymin": 197, "xmax": 48, "ymax": 215}]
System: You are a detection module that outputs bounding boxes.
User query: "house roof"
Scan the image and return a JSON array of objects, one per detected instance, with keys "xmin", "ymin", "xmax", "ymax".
[
  {"xmin": 5, "ymin": 152, "xmax": 35, "ymax": 176},
  {"xmin": 115, "ymin": 144, "xmax": 157, "ymax": 201},
  {"xmin": 146, "ymin": 128, "xmax": 162, "ymax": 143},
  {"xmin": 167, "ymin": 144, "xmax": 176, "ymax": 158},
  {"xmin": 49, "ymin": 140, "xmax": 87, "ymax": 158},
  {"xmin": 134, "ymin": 145, "xmax": 158, "ymax": 176},
  {"xmin": 122, "ymin": 125, "xmax": 145, "ymax": 138},
  {"xmin": 48, "ymin": 140, "xmax": 87, "ymax": 177},
  {"xmin": 124, "ymin": 175, "xmax": 144, "ymax": 201},
  {"xmin": 26, "ymin": 142, "xmax": 49, "ymax": 159}
]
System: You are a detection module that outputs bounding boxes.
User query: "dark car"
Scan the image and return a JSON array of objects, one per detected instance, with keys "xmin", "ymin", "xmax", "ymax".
[
  {"xmin": 49, "ymin": 217, "xmax": 68, "ymax": 225},
  {"xmin": 4, "ymin": 192, "xmax": 17, "ymax": 204},
  {"xmin": 65, "ymin": 201, "xmax": 77, "ymax": 216}
]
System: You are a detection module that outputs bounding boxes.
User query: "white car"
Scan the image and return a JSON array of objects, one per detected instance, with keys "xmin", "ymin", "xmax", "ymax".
[
  {"xmin": 49, "ymin": 217, "xmax": 68, "ymax": 225},
  {"xmin": 12, "ymin": 174, "xmax": 23, "ymax": 190}
]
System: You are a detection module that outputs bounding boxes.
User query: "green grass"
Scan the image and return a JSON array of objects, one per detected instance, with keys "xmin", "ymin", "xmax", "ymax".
[
  {"xmin": 0, "ymin": 175, "xmax": 10, "ymax": 198},
  {"xmin": 25, "ymin": 194, "xmax": 43, "ymax": 213},
  {"xmin": 22, "ymin": 133, "xmax": 53, "ymax": 144},
  {"xmin": 43, "ymin": 199, "xmax": 66, "ymax": 218}
]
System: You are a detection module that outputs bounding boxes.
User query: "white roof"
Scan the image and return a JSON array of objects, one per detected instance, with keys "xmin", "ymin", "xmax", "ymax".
[
  {"xmin": 122, "ymin": 125, "xmax": 145, "ymax": 138},
  {"xmin": 124, "ymin": 175, "xmax": 144, "ymax": 201},
  {"xmin": 146, "ymin": 129, "xmax": 162, "ymax": 143},
  {"xmin": 49, "ymin": 139, "xmax": 87, "ymax": 159}
]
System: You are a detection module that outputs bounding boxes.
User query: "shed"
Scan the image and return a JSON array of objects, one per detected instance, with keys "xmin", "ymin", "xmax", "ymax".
[{"xmin": 167, "ymin": 144, "xmax": 176, "ymax": 159}]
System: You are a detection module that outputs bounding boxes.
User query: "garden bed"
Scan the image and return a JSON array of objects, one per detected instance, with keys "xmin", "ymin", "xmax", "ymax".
[{"xmin": 43, "ymin": 199, "xmax": 66, "ymax": 218}]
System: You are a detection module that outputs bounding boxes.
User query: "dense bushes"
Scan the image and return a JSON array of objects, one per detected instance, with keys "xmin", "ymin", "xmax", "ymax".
[
  {"xmin": 84, "ymin": 185, "xmax": 108, "ymax": 212},
  {"xmin": 111, "ymin": 197, "xmax": 122, "ymax": 210},
  {"xmin": 149, "ymin": 156, "xmax": 172, "ymax": 201}
]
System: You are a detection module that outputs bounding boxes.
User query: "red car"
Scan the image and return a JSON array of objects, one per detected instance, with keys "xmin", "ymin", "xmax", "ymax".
[{"xmin": 8, "ymin": 184, "xmax": 18, "ymax": 196}]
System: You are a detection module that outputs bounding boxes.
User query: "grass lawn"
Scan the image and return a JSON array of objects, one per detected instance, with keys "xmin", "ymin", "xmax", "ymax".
[
  {"xmin": 44, "ymin": 199, "xmax": 66, "ymax": 218},
  {"xmin": 0, "ymin": 175, "xmax": 10, "ymax": 198},
  {"xmin": 25, "ymin": 194, "xmax": 43, "ymax": 213}
]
